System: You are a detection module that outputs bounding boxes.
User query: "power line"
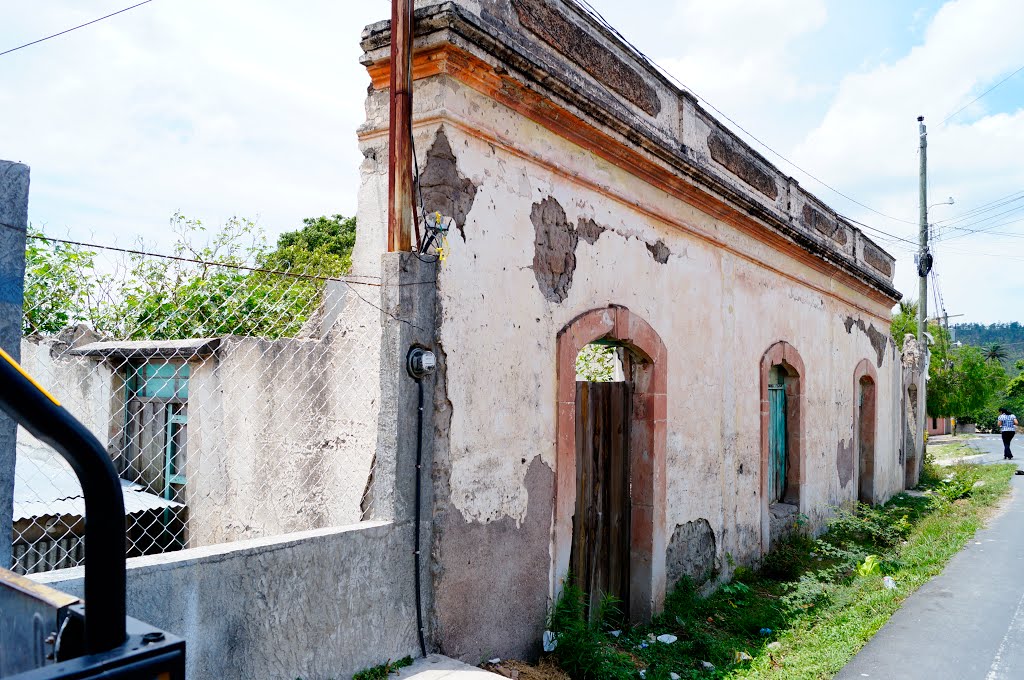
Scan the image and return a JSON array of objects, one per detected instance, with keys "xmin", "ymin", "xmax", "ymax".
[
  {"xmin": 934, "ymin": 196, "xmax": 1024, "ymax": 231},
  {"xmin": 933, "ymin": 190, "xmax": 1024, "ymax": 225},
  {"xmin": 566, "ymin": 0, "xmax": 918, "ymax": 227},
  {"xmin": 0, "ymin": 1, "xmax": 157, "ymax": 59},
  {"xmin": 16, "ymin": 229, "xmax": 384, "ymax": 285},
  {"xmin": 839, "ymin": 214, "xmax": 919, "ymax": 249},
  {"xmin": 16, "ymin": 229, "xmax": 437, "ymax": 331},
  {"xmin": 939, "ymin": 62, "xmax": 1024, "ymax": 127},
  {"xmin": 935, "ymin": 210, "xmax": 1024, "ymax": 242}
]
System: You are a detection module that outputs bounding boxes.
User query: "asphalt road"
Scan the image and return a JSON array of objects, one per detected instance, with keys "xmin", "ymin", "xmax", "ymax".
[{"xmin": 836, "ymin": 434, "xmax": 1024, "ymax": 680}]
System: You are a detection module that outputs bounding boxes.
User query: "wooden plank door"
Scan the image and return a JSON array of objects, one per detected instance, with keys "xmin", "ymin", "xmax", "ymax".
[
  {"xmin": 571, "ymin": 380, "xmax": 631, "ymax": 622},
  {"xmin": 768, "ymin": 384, "xmax": 787, "ymax": 503}
]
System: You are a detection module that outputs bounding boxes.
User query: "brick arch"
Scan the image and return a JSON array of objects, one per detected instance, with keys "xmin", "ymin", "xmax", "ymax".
[
  {"xmin": 854, "ymin": 358, "xmax": 878, "ymax": 504},
  {"xmin": 759, "ymin": 341, "xmax": 805, "ymax": 553},
  {"xmin": 553, "ymin": 305, "xmax": 667, "ymax": 621}
]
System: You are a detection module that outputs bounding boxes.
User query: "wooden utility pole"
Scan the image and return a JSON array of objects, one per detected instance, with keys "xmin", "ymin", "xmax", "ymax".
[
  {"xmin": 917, "ymin": 116, "xmax": 929, "ymax": 342},
  {"xmin": 388, "ymin": 0, "xmax": 414, "ymax": 252}
]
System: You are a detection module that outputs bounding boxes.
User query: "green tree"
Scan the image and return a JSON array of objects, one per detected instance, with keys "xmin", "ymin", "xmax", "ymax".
[
  {"xmin": 927, "ymin": 341, "xmax": 1006, "ymax": 422},
  {"xmin": 266, "ymin": 214, "xmax": 356, "ymax": 273},
  {"xmin": 575, "ymin": 343, "xmax": 618, "ymax": 382},
  {"xmin": 22, "ymin": 227, "xmax": 97, "ymax": 335},
  {"xmin": 24, "ymin": 212, "xmax": 357, "ymax": 340},
  {"xmin": 890, "ymin": 299, "xmax": 918, "ymax": 351}
]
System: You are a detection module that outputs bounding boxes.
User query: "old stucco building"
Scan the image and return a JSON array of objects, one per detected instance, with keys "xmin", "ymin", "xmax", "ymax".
[{"xmin": 354, "ymin": 0, "xmax": 922, "ymax": 663}]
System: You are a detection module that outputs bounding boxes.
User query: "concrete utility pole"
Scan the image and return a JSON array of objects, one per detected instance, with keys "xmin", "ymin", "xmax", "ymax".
[
  {"xmin": 0, "ymin": 160, "xmax": 30, "ymax": 570},
  {"xmin": 917, "ymin": 116, "xmax": 930, "ymax": 343},
  {"xmin": 388, "ymin": 0, "xmax": 415, "ymax": 252}
]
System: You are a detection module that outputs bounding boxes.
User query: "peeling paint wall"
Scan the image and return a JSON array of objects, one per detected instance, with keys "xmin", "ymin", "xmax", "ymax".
[
  {"xmin": 531, "ymin": 197, "xmax": 578, "ymax": 303},
  {"xmin": 360, "ymin": 109, "xmax": 906, "ymax": 661},
  {"xmin": 357, "ymin": 0, "xmax": 909, "ymax": 663},
  {"xmin": 666, "ymin": 518, "xmax": 717, "ymax": 588}
]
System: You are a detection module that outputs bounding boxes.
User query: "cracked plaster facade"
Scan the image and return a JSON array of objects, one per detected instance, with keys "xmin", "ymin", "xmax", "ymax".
[{"xmin": 356, "ymin": 0, "xmax": 923, "ymax": 663}]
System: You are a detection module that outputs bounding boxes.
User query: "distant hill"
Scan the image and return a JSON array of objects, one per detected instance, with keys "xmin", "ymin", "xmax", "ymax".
[{"xmin": 951, "ymin": 322, "xmax": 1024, "ymax": 373}]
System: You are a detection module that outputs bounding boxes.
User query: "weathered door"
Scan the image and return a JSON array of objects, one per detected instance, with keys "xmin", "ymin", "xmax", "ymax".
[
  {"xmin": 858, "ymin": 378, "xmax": 875, "ymax": 504},
  {"xmin": 571, "ymin": 380, "xmax": 631, "ymax": 621},
  {"xmin": 768, "ymin": 384, "xmax": 787, "ymax": 503}
]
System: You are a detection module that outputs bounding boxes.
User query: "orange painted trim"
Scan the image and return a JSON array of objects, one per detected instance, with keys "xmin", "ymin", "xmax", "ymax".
[{"xmin": 364, "ymin": 45, "xmax": 897, "ymax": 320}]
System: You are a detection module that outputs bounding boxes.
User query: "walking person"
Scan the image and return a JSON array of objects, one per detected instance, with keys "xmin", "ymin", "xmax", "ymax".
[{"xmin": 998, "ymin": 407, "xmax": 1018, "ymax": 460}]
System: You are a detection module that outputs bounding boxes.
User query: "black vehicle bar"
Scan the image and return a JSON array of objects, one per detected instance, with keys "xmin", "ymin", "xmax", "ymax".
[{"xmin": 0, "ymin": 347, "xmax": 127, "ymax": 655}]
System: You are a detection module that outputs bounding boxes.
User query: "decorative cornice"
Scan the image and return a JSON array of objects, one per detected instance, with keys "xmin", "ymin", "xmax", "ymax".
[{"xmin": 360, "ymin": 2, "xmax": 901, "ymax": 304}]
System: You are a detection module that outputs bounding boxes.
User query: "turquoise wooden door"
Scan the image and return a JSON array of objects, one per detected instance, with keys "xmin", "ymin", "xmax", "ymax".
[{"xmin": 768, "ymin": 384, "xmax": 787, "ymax": 503}]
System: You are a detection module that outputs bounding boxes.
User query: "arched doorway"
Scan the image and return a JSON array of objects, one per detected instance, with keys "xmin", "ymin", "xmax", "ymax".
[
  {"xmin": 554, "ymin": 306, "xmax": 667, "ymax": 622},
  {"xmin": 760, "ymin": 342, "xmax": 804, "ymax": 552},
  {"xmin": 854, "ymin": 360, "xmax": 878, "ymax": 504},
  {"xmin": 572, "ymin": 342, "xmax": 630, "ymax": 620}
]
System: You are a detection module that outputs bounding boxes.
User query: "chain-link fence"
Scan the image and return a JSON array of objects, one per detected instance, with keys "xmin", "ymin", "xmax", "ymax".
[{"xmin": 12, "ymin": 222, "xmax": 384, "ymax": 574}]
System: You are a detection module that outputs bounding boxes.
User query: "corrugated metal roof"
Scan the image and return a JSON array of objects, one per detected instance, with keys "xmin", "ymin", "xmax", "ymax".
[
  {"xmin": 68, "ymin": 337, "xmax": 220, "ymax": 360},
  {"xmin": 14, "ymin": 447, "xmax": 183, "ymax": 522}
]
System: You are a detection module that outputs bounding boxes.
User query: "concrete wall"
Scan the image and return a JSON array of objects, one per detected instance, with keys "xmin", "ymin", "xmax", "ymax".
[
  {"xmin": 35, "ymin": 520, "xmax": 420, "ymax": 680},
  {"xmin": 186, "ymin": 290, "xmax": 381, "ymax": 546},
  {"xmin": 16, "ymin": 336, "xmax": 113, "ymax": 461},
  {"xmin": 357, "ymin": 1, "xmax": 909, "ymax": 663},
  {"xmin": 0, "ymin": 160, "xmax": 29, "ymax": 569}
]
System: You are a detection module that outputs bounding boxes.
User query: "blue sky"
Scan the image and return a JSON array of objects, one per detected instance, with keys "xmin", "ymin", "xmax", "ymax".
[{"xmin": 1, "ymin": 0, "xmax": 1022, "ymax": 323}]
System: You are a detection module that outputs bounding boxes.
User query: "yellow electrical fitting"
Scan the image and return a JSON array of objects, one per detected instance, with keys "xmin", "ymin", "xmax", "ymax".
[{"xmin": 438, "ymin": 234, "xmax": 450, "ymax": 263}]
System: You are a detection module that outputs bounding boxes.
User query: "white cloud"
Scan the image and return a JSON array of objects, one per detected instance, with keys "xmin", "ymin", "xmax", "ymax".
[
  {"xmin": 790, "ymin": 0, "xmax": 1024, "ymax": 322},
  {"xmin": 656, "ymin": 0, "xmax": 828, "ymax": 147},
  {"xmin": 2, "ymin": 0, "xmax": 1022, "ymax": 324},
  {"xmin": 0, "ymin": 1, "xmax": 390, "ymax": 248}
]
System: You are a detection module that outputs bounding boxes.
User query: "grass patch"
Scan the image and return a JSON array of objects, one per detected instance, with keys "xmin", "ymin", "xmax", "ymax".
[
  {"xmin": 352, "ymin": 656, "xmax": 413, "ymax": 680},
  {"xmin": 545, "ymin": 462, "xmax": 1015, "ymax": 680},
  {"xmin": 928, "ymin": 441, "xmax": 982, "ymax": 461}
]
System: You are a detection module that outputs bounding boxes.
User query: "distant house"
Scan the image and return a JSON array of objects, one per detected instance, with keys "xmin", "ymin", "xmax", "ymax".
[
  {"xmin": 13, "ymin": 299, "xmax": 380, "ymax": 571},
  {"xmin": 12, "ymin": 446, "xmax": 182, "ymax": 574},
  {"xmin": 927, "ymin": 417, "xmax": 953, "ymax": 436}
]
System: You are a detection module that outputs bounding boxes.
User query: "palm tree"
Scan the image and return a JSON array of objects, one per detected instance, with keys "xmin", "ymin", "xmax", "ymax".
[{"xmin": 984, "ymin": 343, "xmax": 1009, "ymax": 362}]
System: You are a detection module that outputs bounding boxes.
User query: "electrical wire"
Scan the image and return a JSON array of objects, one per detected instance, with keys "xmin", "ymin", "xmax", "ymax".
[
  {"xmin": 566, "ymin": 0, "xmax": 918, "ymax": 226},
  {"xmin": 934, "ymin": 197, "xmax": 1024, "ymax": 230},
  {"xmin": 0, "ymin": 1, "xmax": 157, "ymax": 58},
  {"xmin": 932, "ymin": 190, "xmax": 1024, "ymax": 225},
  {"xmin": 14, "ymin": 228, "xmax": 439, "ymax": 333},
  {"xmin": 935, "ymin": 211, "xmax": 1024, "ymax": 243},
  {"xmin": 16, "ymin": 229, "xmax": 384, "ymax": 285},
  {"xmin": 839, "ymin": 215, "xmax": 919, "ymax": 250},
  {"xmin": 938, "ymin": 62, "xmax": 1024, "ymax": 127}
]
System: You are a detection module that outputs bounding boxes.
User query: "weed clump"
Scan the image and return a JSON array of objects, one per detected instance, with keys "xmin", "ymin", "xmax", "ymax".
[
  {"xmin": 352, "ymin": 656, "xmax": 413, "ymax": 680},
  {"xmin": 547, "ymin": 585, "xmax": 636, "ymax": 680},
  {"xmin": 542, "ymin": 461, "xmax": 1013, "ymax": 680}
]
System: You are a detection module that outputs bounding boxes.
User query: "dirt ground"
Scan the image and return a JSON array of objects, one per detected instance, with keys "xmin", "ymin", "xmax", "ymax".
[{"xmin": 480, "ymin": 659, "xmax": 570, "ymax": 680}]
